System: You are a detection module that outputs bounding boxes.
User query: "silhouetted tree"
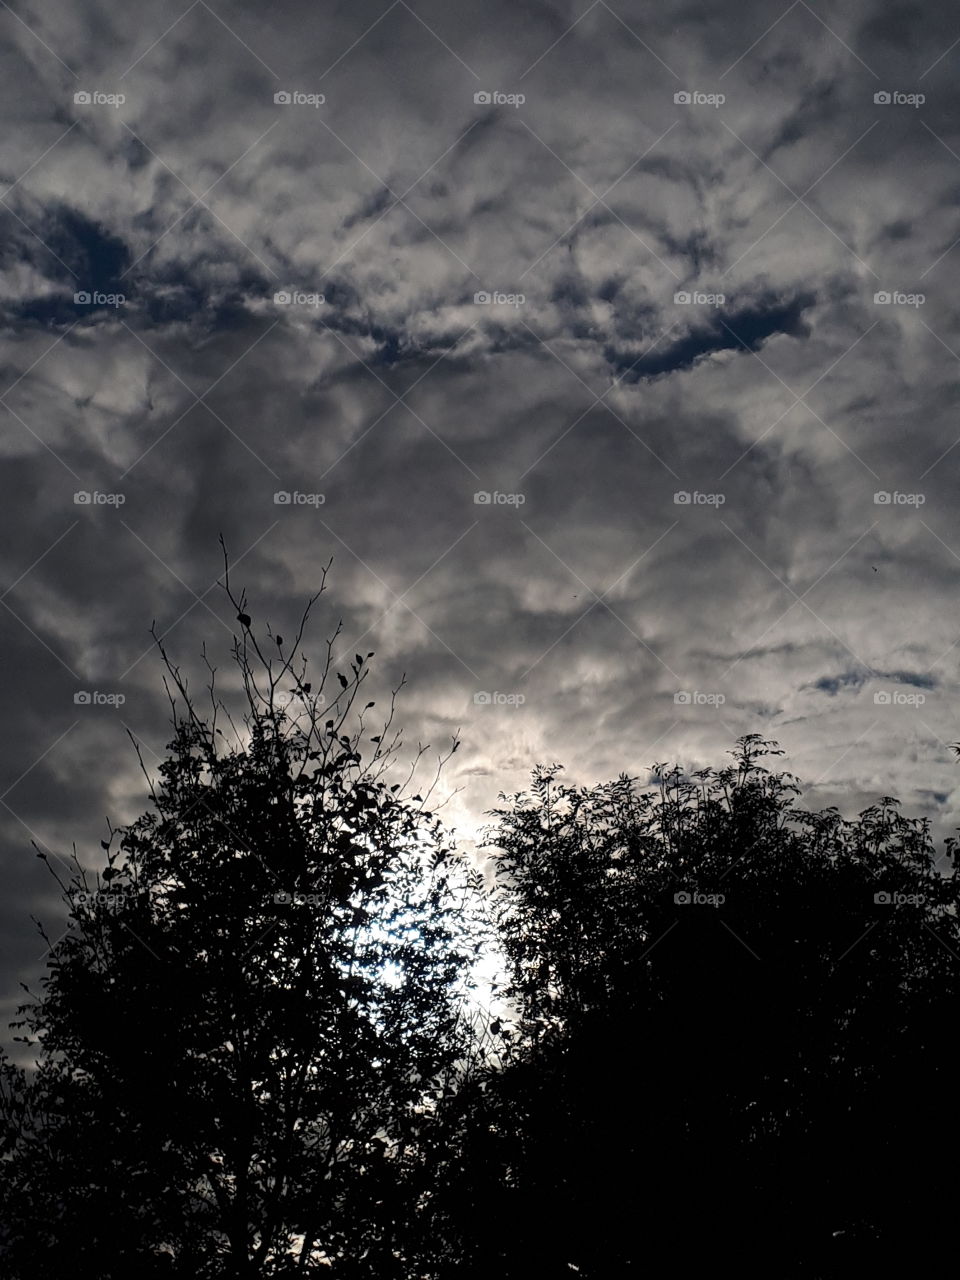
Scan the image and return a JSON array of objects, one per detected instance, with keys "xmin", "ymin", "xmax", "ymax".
[
  {"xmin": 440, "ymin": 735, "xmax": 960, "ymax": 1278},
  {"xmin": 0, "ymin": 558, "xmax": 489, "ymax": 1277}
]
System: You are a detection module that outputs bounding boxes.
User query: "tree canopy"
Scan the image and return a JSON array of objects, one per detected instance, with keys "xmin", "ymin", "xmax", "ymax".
[
  {"xmin": 438, "ymin": 736, "xmax": 960, "ymax": 1276},
  {"xmin": 2, "ymin": 575, "xmax": 958, "ymax": 1280},
  {"xmin": 0, "ymin": 567, "xmax": 489, "ymax": 1277}
]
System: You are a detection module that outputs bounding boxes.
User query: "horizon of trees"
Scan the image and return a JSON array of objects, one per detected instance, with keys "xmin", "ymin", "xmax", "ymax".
[{"xmin": 1, "ymin": 566, "xmax": 958, "ymax": 1276}]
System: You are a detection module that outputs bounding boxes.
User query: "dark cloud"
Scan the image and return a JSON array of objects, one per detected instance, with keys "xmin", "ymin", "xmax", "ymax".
[
  {"xmin": 608, "ymin": 289, "xmax": 817, "ymax": 380},
  {"xmin": 804, "ymin": 669, "xmax": 938, "ymax": 697},
  {"xmin": 805, "ymin": 671, "xmax": 869, "ymax": 696}
]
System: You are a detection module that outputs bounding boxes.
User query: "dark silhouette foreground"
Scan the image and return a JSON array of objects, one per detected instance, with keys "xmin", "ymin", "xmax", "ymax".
[
  {"xmin": 0, "ymin": 572, "xmax": 490, "ymax": 1277},
  {"xmin": 440, "ymin": 739, "xmax": 960, "ymax": 1277},
  {"xmin": 1, "ymin": 579, "xmax": 957, "ymax": 1276}
]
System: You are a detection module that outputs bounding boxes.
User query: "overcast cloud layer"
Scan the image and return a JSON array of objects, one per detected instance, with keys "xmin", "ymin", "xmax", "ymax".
[{"xmin": 3, "ymin": 0, "xmax": 960, "ymax": 1045}]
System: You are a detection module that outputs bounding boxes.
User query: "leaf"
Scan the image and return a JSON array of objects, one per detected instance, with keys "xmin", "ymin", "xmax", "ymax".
[
  {"xmin": 237, "ymin": 612, "xmax": 251, "ymax": 627},
  {"xmin": 337, "ymin": 673, "xmax": 348, "ymax": 689},
  {"xmin": 356, "ymin": 654, "xmax": 364, "ymax": 667}
]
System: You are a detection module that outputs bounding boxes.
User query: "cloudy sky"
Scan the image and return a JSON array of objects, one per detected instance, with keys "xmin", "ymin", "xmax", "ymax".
[{"xmin": 3, "ymin": 0, "xmax": 960, "ymax": 1043}]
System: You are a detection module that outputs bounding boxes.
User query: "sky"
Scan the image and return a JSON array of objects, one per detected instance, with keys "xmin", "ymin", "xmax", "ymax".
[{"xmin": 2, "ymin": 0, "xmax": 960, "ymax": 1046}]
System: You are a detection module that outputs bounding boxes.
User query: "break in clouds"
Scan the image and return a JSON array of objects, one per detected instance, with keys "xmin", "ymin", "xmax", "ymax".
[{"xmin": 2, "ymin": 0, "xmax": 960, "ymax": 1034}]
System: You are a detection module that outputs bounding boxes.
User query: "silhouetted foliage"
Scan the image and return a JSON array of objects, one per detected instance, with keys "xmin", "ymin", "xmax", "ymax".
[
  {"xmin": 438, "ymin": 735, "xmax": 960, "ymax": 1278},
  {"xmin": 5, "ymin": 613, "xmax": 960, "ymax": 1280},
  {"xmin": 0, "ymin": 561, "xmax": 489, "ymax": 1277}
]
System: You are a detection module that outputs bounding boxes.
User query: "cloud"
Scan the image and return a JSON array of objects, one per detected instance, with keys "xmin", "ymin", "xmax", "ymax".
[
  {"xmin": 608, "ymin": 289, "xmax": 817, "ymax": 380},
  {"xmin": 3, "ymin": 0, "xmax": 960, "ymax": 1054}
]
